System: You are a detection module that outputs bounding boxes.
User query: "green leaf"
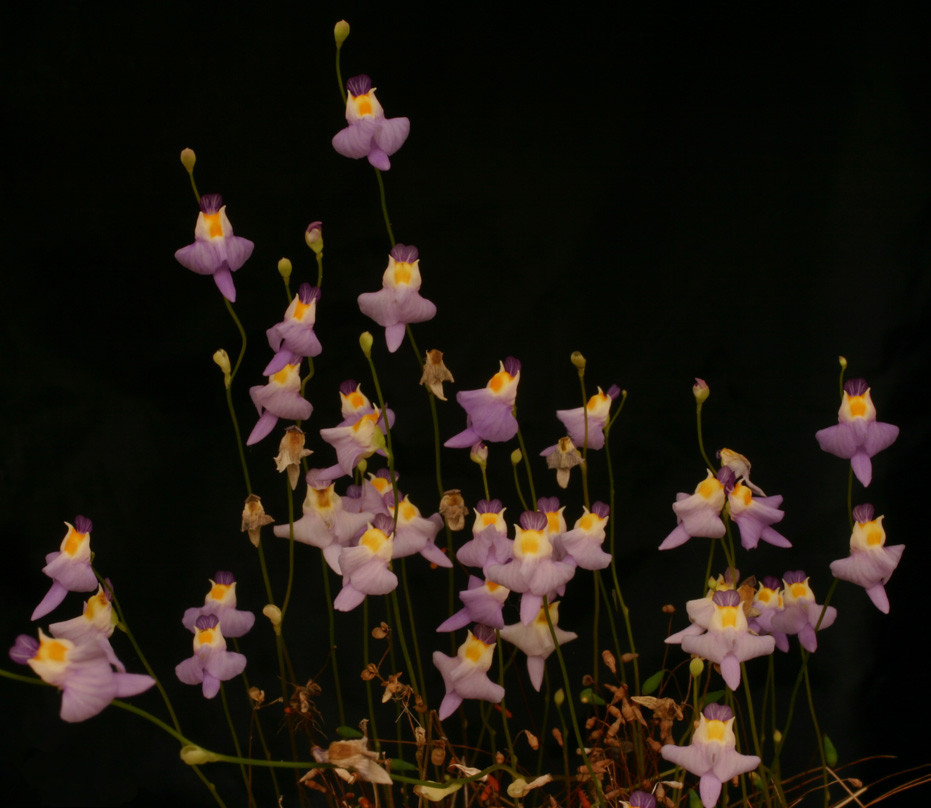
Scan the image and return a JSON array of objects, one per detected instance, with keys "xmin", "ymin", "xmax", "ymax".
[
  {"xmin": 579, "ymin": 687, "xmax": 606, "ymax": 706},
  {"xmin": 389, "ymin": 758, "xmax": 418, "ymax": 772},
  {"xmin": 336, "ymin": 725, "xmax": 363, "ymax": 739},
  {"xmin": 641, "ymin": 670, "xmax": 665, "ymax": 695},
  {"xmin": 824, "ymin": 734, "xmax": 838, "ymax": 767},
  {"xmin": 688, "ymin": 788, "xmax": 703, "ymax": 808},
  {"xmin": 702, "ymin": 689, "xmax": 727, "ymax": 706}
]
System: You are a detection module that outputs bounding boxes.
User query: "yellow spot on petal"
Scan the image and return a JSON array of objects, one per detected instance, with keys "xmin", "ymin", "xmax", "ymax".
[
  {"xmin": 464, "ymin": 638, "xmax": 487, "ymax": 662},
  {"xmin": 348, "ymin": 392, "xmax": 366, "ymax": 408},
  {"xmin": 706, "ymin": 720, "xmax": 726, "ymax": 742},
  {"xmin": 400, "ymin": 502, "xmax": 417, "ymax": 521},
  {"xmin": 85, "ymin": 590, "xmax": 108, "ymax": 619},
  {"xmin": 482, "ymin": 513, "xmax": 499, "ymax": 526},
  {"xmin": 719, "ymin": 606, "xmax": 739, "ymax": 628},
  {"xmin": 63, "ymin": 528, "xmax": 85, "ymax": 556},
  {"xmin": 848, "ymin": 395, "xmax": 867, "ymax": 418},
  {"xmin": 579, "ymin": 514, "xmax": 595, "ymax": 531},
  {"xmin": 790, "ymin": 583, "xmax": 808, "ymax": 599},
  {"xmin": 546, "ymin": 512, "xmax": 561, "ymax": 532},
  {"xmin": 698, "ymin": 478, "xmax": 722, "ymax": 499},
  {"xmin": 272, "ymin": 365, "xmax": 296, "ymax": 384},
  {"xmin": 361, "ymin": 528, "xmax": 388, "ymax": 552},
  {"xmin": 37, "ymin": 638, "xmax": 69, "ymax": 663},
  {"xmin": 486, "ymin": 581, "xmax": 501, "ymax": 592},
  {"xmin": 203, "ymin": 213, "xmax": 223, "ymax": 239},
  {"xmin": 393, "ymin": 262, "xmax": 412, "ymax": 285},
  {"xmin": 356, "ymin": 95, "xmax": 372, "ymax": 116},
  {"xmin": 518, "ymin": 533, "xmax": 540, "ymax": 555},
  {"xmin": 209, "ymin": 584, "xmax": 230, "ymax": 601},
  {"xmin": 866, "ymin": 527, "xmax": 884, "ymax": 546},
  {"xmin": 197, "ymin": 629, "xmax": 215, "ymax": 644},
  {"xmin": 488, "ymin": 371, "xmax": 511, "ymax": 393},
  {"xmin": 292, "ymin": 300, "xmax": 309, "ymax": 320},
  {"xmin": 353, "ymin": 412, "xmax": 379, "ymax": 432},
  {"xmin": 733, "ymin": 484, "xmax": 752, "ymax": 506}
]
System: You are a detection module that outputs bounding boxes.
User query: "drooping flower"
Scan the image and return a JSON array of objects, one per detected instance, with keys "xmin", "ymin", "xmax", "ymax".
[
  {"xmin": 175, "ymin": 614, "xmax": 247, "ymax": 699},
  {"xmin": 679, "ymin": 590, "xmax": 776, "ymax": 690},
  {"xmin": 432, "ymin": 626, "xmax": 506, "ymax": 720},
  {"xmin": 830, "ymin": 504, "xmax": 904, "ymax": 614},
  {"xmin": 815, "ymin": 378, "xmax": 899, "ymax": 487},
  {"xmin": 659, "ymin": 469, "xmax": 731, "ymax": 551},
  {"xmin": 445, "ymin": 358, "xmax": 521, "ymax": 449},
  {"xmin": 332, "ymin": 74, "xmax": 410, "ymax": 171},
  {"xmin": 540, "ymin": 436, "xmax": 583, "ymax": 489},
  {"xmin": 438, "ymin": 489, "xmax": 468, "ymax": 531},
  {"xmin": 357, "ymin": 244, "xmax": 437, "ymax": 353},
  {"xmin": 11, "ymin": 630, "xmax": 154, "ymax": 722},
  {"xmin": 726, "ymin": 481, "xmax": 791, "ymax": 550},
  {"xmin": 309, "ymin": 739, "xmax": 392, "ymax": 786},
  {"xmin": 660, "ymin": 703, "xmax": 761, "ymax": 808},
  {"xmin": 182, "ymin": 572, "xmax": 255, "ymax": 638},
  {"xmin": 32, "ymin": 516, "xmax": 99, "ymax": 621},
  {"xmin": 717, "ymin": 448, "xmax": 766, "ymax": 496},
  {"xmin": 770, "ymin": 571, "xmax": 836, "ymax": 652},
  {"xmin": 420, "ymin": 348, "xmax": 454, "ymax": 400},
  {"xmin": 554, "ymin": 385, "xmax": 621, "ymax": 451},
  {"xmin": 264, "ymin": 284, "xmax": 323, "ymax": 374},
  {"xmin": 247, "ymin": 363, "xmax": 313, "ymax": 445},
  {"xmin": 498, "ymin": 601, "xmax": 577, "ymax": 691},
  {"xmin": 274, "ymin": 426, "xmax": 313, "ymax": 490},
  {"xmin": 485, "ymin": 511, "xmax": 577, "ymax": 625},
  {"xmin": 437, "ymin": 576, "xmax": 510, "ymax": 632},
  {"xmin": 333, "ymin": 515, "xmax": 399, "ymax": 611},
  {"xmin": 174, "ymin": 193, "xmax": 254, "ymax": 302}
]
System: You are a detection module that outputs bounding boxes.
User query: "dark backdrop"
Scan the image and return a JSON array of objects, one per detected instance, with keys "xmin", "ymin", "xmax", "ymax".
[{"xmin": 2, "ymin": 3, "xmax": 929, "ymax": 806}]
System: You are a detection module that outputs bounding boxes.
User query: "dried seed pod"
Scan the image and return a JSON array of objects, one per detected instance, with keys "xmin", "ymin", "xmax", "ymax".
[
  {"xmin": 552, "ymin": 727, "xmax": 564, "ymax": 747},
  {"xmin": 620, "ymin": 652, "xmax": 638, "ymax": 663},
  {"xmin": 601, "ymin": 650, "xmax": 617, "ymax": 675},
  {"xmin": 430, "ymin": 742, "xmax": 446, "ymax": 767},
  {"xmin": 371, "ymin": 622, "xmax": 391, "ymax": 639},
  {"xmin": 661, "ymin": 603, "xmax": 676, "ymax": 614}
]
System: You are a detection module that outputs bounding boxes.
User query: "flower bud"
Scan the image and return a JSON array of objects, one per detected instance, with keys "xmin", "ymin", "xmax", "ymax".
[
  {"xmin": 262, "ymin": 604, "xmax": 282, "ymax": 631},
  {"xmin": 838, "ymin": 355, "xmax": 848, "ymax": 369},
  {"xmin": 277, "ymin": 257, "xmax": 292, "ymax": 282},
  {"xmin": 180, "ymin": 745, "xmax": 220, "ymax": 765},
  {"xmin": 359, "ymin": 331, "xmax": 374, "ymax": 357},
  {"xmin": 689, "ymin": 657, "xmax": 704, "ymax": 678},
  {"xmin": 180, "ymin": 148, "xmax": 196, "ymax": 173},
  {"xmin": 553, "ymin": 688, "xmax": 565, "ymax": 708},
  {"xmin": 692, "ymin": 377, "xmax": 709, "ymax": 404},
  {"xmin": 213, "ymin": 349, "xmax": 232, "ymax": 388},
  {"xmin": 773, "ymin": 729, "xmax": 783, "ymax": 744},
  {"xmin": 510, "ymin": 448, "xmax": 523, "ymax": 465},
  {"xmin": 305, "ymin": 221, "xmax": 323, "ymax": 255},
  {"xmin": 470, "ymin": 442, "xmax": 488, "ymax": 467},
  {"xmin": 570, "ymin": 351, "xmax": 587, "ymax": 370},
  {"xmin": 334, "ymin": 20, "xmax": 350, "ymax": 47}
]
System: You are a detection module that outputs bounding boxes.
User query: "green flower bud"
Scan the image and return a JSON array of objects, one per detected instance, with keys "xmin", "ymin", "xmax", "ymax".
[
  {"xmin": 180, "ymin": 148, "xmax": 196, "ymax": 173},
  {"xmin": 360, "ymin": 331, "xmax": 374, "ymax": 357},
  {"xmin": 510, "ymin": 448, "xmax": 523, "ymax": 465},
  {"xmin": 553, "ymin": 688, "xmax": 565, "ymax": 708},
  {"xmin": 692, "ymin": 377, "xmax": 709, "ymax": 404},
  {"xmin": 334, "ymin": 20, "xmax": 350, "ymax": 47},
  {"xmin": 277, "ymin": 257, "xmax": 292, "ymax": 282},
  {"xmin": 838, "ymin": 355, "xmax": 848, "ymax": 369},
  {"xmin": 305, "ymin": 221, "xmax": 323, "ymax": 255},
  {"xmin": 689, "ymin": 657, "xmax": 704, "ymax": 678},
  {"xmin": 180, "ymin": 745, "xmax": 220, "ymax": 765},
  {"xmin": 213, "ymin": 349, "xmax": 232, "ymax": 388},
  {"xmin": 262, "ymin": 604, "xmax": 282, "ymax": 632},
  {"xmin": 570, "ymin": 351, "xmax": 586, "ymax": 370}
]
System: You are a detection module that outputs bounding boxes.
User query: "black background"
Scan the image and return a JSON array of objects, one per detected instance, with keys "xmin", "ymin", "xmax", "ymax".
[{"xmin": 2, "ymin": 3, "xmax": 929, "ymax": 806}]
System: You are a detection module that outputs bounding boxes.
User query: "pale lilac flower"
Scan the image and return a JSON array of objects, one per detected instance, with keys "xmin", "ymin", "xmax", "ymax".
[
  {"xmin": 175, "ymin": 193, "xmax": 254, "ymax": 302},
  {"xmin": 486, "ymin": 511, "xmax": 577, "ymax": 625},
  {"xmin": 175, "ymin": 614, "xmax": 247, "ymax": 698},
  {"xmin": 666, "ymin": 570, "xmax": 741, "ymax": 645},
  {"xmin": 264, "ymin": 284, "xmax": 323, "ymax": 374},
  {"xmin": 627, "ymin": 792, "xmax": 657, "ymax": 808},
  {"xmin": 830, "ymin": 504, "xmax": 904, "ymax": 614},
  {"xmin": 659, "ymin": 469, "xmax": 731, "ymax": 551},
  {"xmin": 815, "ymin": 378, "xmax": 899, "ymax": 487},
  {"xmin": 273, "ymin": 482, "xmax": 373, "ymax": 573},
  {"xmin": 554, "ymin": 385, "xmax": 621, "ymax": 450},
  {"xmin": 445, "ymin": 358, "xmax": 521, "ymax": 449},
  {"xmin": 49, "ymin": 584, "xmax": 123, "ymax": 672},
  {"xmin": 661, "ymin": 703, "xmax": 761, "ymax": 808},
  {"xmin": 11, "ymin": 630, "xmax": 154, "ymax": 722},
  {"xmin": 333, "ymin": 515, "xmax": 398, "ymax": 612},
  {"xmin": 182, "ymin": 572, "xmax": 255, "ymax": 639},
  {"xmin": 770, "ymin": 571, "xmax": 836, "ymax": 652},
  {"xmin": 388, "ymin": 496, "xmax": 450, "ymax": 567},
  {"xmin": 432, "ymin": 627, "xmax": 505, "ymax": 720},
  {"xmin": 556, "ymin": 502, "xmax": 612, "ymax": 570},
  {"xmin": 32, "ymin": 516, "xmax": 98, "ymax": 621},
  {"xmin": 457, "ymin": 499, "xmax": 512, "ymax": 571},
  {"xmin": 437, "ymin": 576, "xmax": 510, "ymax": 632},
  {"xmin": 498, "ymin": 600, "xmax": 577, "ymax": 691},
  {"xmin": 680, "ymin": 590, "xmax": 775, "ymax": 690},
  {"xmin": 318, "ymin": 407, "xmax": 388, "ymax": 478},
  {"xmin": 727, "ymin": 482, "xmax": 791, "ymax": 550},
  {"xmin": 749, "ymin": 577, "xmax": 789, "ymax": 652},
  {"xmin": 247, "ymin": 363, "xmax": 313, "ymax": 445},
  {"xmin": 358, "ymin": 244, "xmax": 437, "ymax": 353},
  {"xmin": 332, "ymin": 75, "xmax": 410, "ymax": 170}
]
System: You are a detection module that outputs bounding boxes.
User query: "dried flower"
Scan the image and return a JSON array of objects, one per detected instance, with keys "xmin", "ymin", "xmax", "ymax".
[
  {"xmin": 420, "ymin": 349, "xmax": 454, "ymax": 400},
  {"xmin": 241, "ymin": 494, "xmax": 274, "ymax": 547},
  {"xmin": 274, "ymin": 426, "xmax": 312, "ymax": 490}
]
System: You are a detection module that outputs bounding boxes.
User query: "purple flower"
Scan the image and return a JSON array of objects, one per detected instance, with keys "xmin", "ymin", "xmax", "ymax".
[
  {"xmin": 749, "ymin": 577, "xmax": 789, "ymax": 652},
  {"xmin": 769, "ymin": 571, "xmax": 836, "ymax": 652},
  {"xmin": 830, "ymin": 504, "xmax": 904, "ymax": 614},
  {"xmin": 273, "ymin": 482, "xmax": 373, "ymax": 573},
  {"xmin": 49, "ymin": 584, "xmax": 124, "ymax": 672},
  {"xmin": 357, "ymin": 245, "xmax": 437, "ymax": 353},
  {"xmin": 555, "ymin": 502, "xmax": 612, "ymax": 570},
  {"xmin": 388, "ymin": 496, "xmax": 450, "ymax": 567},
  {"xmin": 658, "ymin": 470, "xmax": 730, "ymax": 551},
  {"xmin": 264, "ymin": 284, "xmax": 323, "ymax": 374},
  {"xmin": 445, "ymin": 358, "xmax": 521, "ymax": 449},
  {"xmin": 32, "ymin": 517, "xmax": 98, "ymax": 621},
  {"xmin": 554, "ymin": 385, "xmax": 621, "ymax": 450},
  {"xmin": 333, "ymin": 515, "xmax": 399, "ymax": 611},
  {"xmin": 175, "ymin": 614, "xmax": 247, "ymax": 699},
  {"xmin": 332, "ymin": 75, "xmax": 410, "ymax": 171},
  {"xmin": 485, "ymin": 511, "xmax": 577, "ymax": 625},
  {"xmin": 456, "ymin": 499, "xmax": 512, "ymax": 571},
  {"xmin": 727, "ymin": 482, "xmax": 791, "ymax": 550},
  {"xmin": 247, "ymin": 363, "xmax": 313, "ymax": 445},
  {"xmin": 661, "ymin": 704, "xmax": 761, "ymax": 808},
  {"xmin": 182, "ymin": 572, "xmax": 255, "ymax": 639},
  {"xmin": 679, "ymin": 590, "xmax": 776, "ymax": 690},
  {"xmin": 319, "ymin": 408, "xmax": 388, "ymax": 479},
  {"xmin": 432, "ymin": 627, "xmax": 506, "ymax": 720},
  {"xmin": 175, "ymin": 194, "xmax": 254, "ymax": 302},
  {"xmin": 11, "ymin": 629, "xmax": 154, "ymax": 722},
  {"xmin": 437, "ymin": 576, "xmax": 510, "ymax": 632},
  {"xmin": 498, "ymin": 600, "xmax": 577, "ymax": 691},
  {"xmin": 815, "ymin": 378, "xmax": 899, "ymax": 487}
]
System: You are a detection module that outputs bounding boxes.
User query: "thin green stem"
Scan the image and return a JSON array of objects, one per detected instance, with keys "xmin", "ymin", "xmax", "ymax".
[
  {"xmin": 802, "ymin": 659, "xmax": 830, "ymax": 808},
  {"xmin": 741, "ymin": 663, "xmax": 772, "ymax": 808},
  {"xmin": 516, "ymin": 425, "xmax": 538, "ymax": 508},
  {"xmin": 220, "ymin": 683, "xmax": 254, "ymax": 806},
  {"xmin": 511, "ymin": 455, "xmax": 529, "ymax": 512},
  {"xmin": 223, "ymin": 298, "xmax": 248, "ymax": 381},
  {"xmin": 696, "ymin": 399, "xmax": 715, "ymax": 472},
  {"xmin": 363, "ymin": 598, "xmax": 380, "ymax": 750},
  {"xmin": 316, "ymin": 251, "xmax": 324, "ymax": 288},
  {"xmin": 320, "ymin": 553, "xmax": 346, "ymax": 726},
  {"xmin": 280, "ymin": 477, "xmax": 297, "ymax": 617},
  {"xmin": 374, "ymin": 169, "xmax": 396, "ymax": 247},
  {"xmin": 224, "ymin": 385, "xmax": 252, "ymax": 495},
  {"xmin": 495, "ymin": 631, "xmax": 517, "ymax": 769}
]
